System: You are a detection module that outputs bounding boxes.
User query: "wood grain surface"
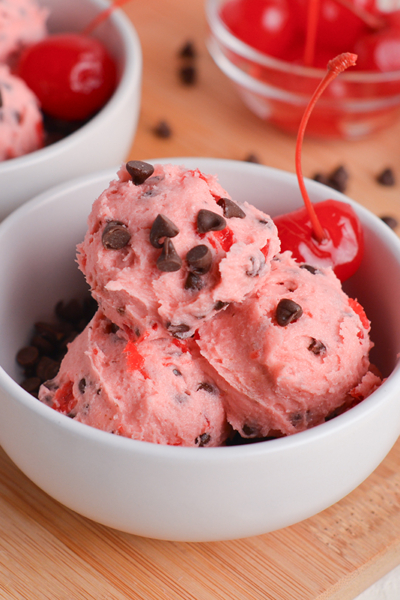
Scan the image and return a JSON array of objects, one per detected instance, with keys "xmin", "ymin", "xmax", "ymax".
[{"xmin": 1, "ymin": 0, "xmax": 400, "ymax": 598}]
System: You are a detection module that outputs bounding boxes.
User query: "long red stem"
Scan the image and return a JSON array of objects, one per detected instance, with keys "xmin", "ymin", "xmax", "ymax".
[
  {"xmin": 82, "ymin": 0, "xmax": 132, "ymax": 36},
  {"xmin": 295, "ymin": 53, "xmax": 357, "ymax": 243},
  {"xmin": 303, "ymin": 0, "xmax": 320, "ymax": 67}
]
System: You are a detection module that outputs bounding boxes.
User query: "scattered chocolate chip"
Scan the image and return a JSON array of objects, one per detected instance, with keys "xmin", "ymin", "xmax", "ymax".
[
  {"xmin": 78, "ymin": 378, "xmax": 86, "ymax": 394},
  {"xmin": 126, "ymin": 160, "xmax": 154, "ymax": 185},
  {"xmin": 197, "ymin": 382, "xmax": 216, "ymax": 394},
  {"xmin": 186, "ymin": 244, "xmax": 212, "ymax": 274},
  {"xmin": 102, "ymin": 221, "xmax": 131, "ymax": 250},
  {"xmin": 196, "ymin": 432, "xmax": 211, "ymax": 447},
  {"xmin": 377, "ymin": 167, "xmax": 395, "ymax": 186},
  {"xmin": 179, "ymin": 64, "xmax": 196, "ymax": 85},
  {"xmin": 328, "ymin": 165, "xmax": 349, "ymax": 193},
  {"xmin": 150, "ymin": 214, "xmax": 180, "ymax": 249},
  {"xmin": 276, "ymin": 298, "xmax": 303, "ymax": 326},
  {"xmin": 179, "ymin": 40, "xmax": 196, "ymax": 59},
  {"xmin": 244, "ymin": 153, "xmax": 261, "ymax": 164},
  {"xmin": 153, "ymin": 120, "xmax": 172, "ymax": 138},
  {"xmin": 16, "ymin": 346, "xmax": 39, "ymax": 368},
  {"xmin": 185, "ymin": 272, "xmax": 204, "ymax": 291},
  {"xmin": 36, "ymin": 356, "xmax": 60, "ymax": 382},
  {"xmin": 197, "ymin": 209, "xmax": 226, "ymax": 233},
  {"xmin": 167, "ymin": 323, "xmax": 190, "ymax": 338},
  {"xmin": 308, "ymin": 338, "xmax": 326, "ymax": 355},
  {"xmin": 217, "ymin": 197, "xmax": 245, "ymax": 219},
  {"xmin": 313, "ymin": 165, "xmax": 349, "ymax": 193},
  {"xmin": 172, "ymin": 368, "xmax": 182, "ymax": 376},
  {"xmin": 380, "ymin": 215, "xmax": 398, "ymax": 230},
  {"xmin": 300, "ymin": 263, "xmax": 318, "ymax": 274},
  {"xmin": 214, "ymin": 301, "xmax": 229, "ymax": 311},
  {"xmin": 157, "ymin": 239, "xmax": 182, "ymax": 272}
]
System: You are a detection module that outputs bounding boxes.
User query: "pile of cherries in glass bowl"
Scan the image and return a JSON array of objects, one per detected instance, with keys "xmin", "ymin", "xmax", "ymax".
[{"xmin": 206, "ymin": 0, "xmax": 400, "ymax": 139}]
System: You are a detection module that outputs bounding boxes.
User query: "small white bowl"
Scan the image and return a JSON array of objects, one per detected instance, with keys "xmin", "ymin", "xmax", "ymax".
[
  {"xmin": 0, "ymin": 158, "xmax": 399, "ymax": 542},
  {"xmin": 0, "ymin": 0, "xmax": 142, "ymax": 222}
]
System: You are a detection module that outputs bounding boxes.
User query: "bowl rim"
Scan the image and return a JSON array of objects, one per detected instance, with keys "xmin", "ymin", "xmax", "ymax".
[
  {"xmin": 0, "ymin": 158, "xmax": 399, "ymax": 460},
  {"xmin": 206, "ymin": 0, "xmax": 400, "ymax": 82},
  {"xmin": 0, "ymin": 0, "xmax": 142, "ymax": 175}
]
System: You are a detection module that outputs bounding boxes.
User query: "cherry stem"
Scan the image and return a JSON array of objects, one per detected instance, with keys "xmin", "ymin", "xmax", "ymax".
[
  {"xmin": 82, "ymin": 0, "xmax": 132, "ymax": 36},
  {"xmin": 334, "ymin": 0, "xmax": 386, "ymax": 30},
  {"xmin": 303, "ymin": 0, "xmax": 320, "ymax": 67},
  {"xmin": 295, "ymin": 53, "xmax": 357, "ymax": 244}
]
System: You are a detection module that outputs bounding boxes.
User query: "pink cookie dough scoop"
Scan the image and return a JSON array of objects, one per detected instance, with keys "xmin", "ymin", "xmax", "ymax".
[
  {"xmin": 77, "ymin": 161, "xmax": 280, "ymax": 340},
  {"xmin": 197, "ymin": 252, "xmax": 382, "ymax": 440},
  {"xmin": 0, "ymin": 65, "xmax": 44, "ymax": 160},
  {"xmin": 0, "ymin": 0, "xmax": 48, "ymax": 66},
  {"xmin": 39, "ymin": 310, "xmax": 229, "ymax": 447}
]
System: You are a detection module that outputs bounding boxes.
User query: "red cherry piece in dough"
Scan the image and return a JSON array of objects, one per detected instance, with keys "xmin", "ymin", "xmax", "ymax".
[
  {"xmin": 274, "ymin": 199, "xmax": 364, "ymax": 282},
  {"xmin": 17, "ymin": 33, "xmax": 117, "ymax": 121}
]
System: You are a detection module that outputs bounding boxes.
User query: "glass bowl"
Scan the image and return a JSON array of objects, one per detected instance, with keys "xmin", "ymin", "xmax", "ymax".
[{"xmin": 206, "ymin": 0, "xmax": 400, "ymax": 139}]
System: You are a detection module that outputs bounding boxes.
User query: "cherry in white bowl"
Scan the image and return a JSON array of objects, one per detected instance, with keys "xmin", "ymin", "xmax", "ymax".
[
  {"xmin": 0, "ymin": 157, "xmax": 399, "ymax": 542},
  {"xmin": 0, "ymin": 0, "xmax": 141, "ymax": 222}
]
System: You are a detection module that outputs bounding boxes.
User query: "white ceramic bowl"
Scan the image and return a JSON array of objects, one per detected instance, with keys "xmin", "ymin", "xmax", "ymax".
[
  {"xmin": 0, "ymin": 158, "xmax": 399, "ymax": 542},
  {"xmin": 0, "ymin": 0, "xmax": 141, "ymax": 222}
]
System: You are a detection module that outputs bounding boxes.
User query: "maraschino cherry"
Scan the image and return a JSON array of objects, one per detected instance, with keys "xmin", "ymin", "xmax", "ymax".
[
  {"xmin": 16, "ymin": 0, "xmax": 131, "ymax": 122},
  {"xmin": 274, "ymin": 53, "xmax": 364, "ymax": 282}
]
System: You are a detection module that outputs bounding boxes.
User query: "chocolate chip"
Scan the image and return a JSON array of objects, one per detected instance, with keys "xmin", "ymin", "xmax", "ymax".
[
  {"xmin": 184, "ymin": 272, "xmax": 204, "ymax": 291},
  {"xmin": 179, "ymin": 40, "xmax": 196, "ymax": 58},
  {"xmin": 179, "ymin": 65, "xmax": 196, "ymax": 85},
  {"xmin": 328, "ymin": 165, "xmax": 349, "ymax": 193},
  {"xmin": 377, "ymin": 168, "xmax": 395, "ymax": 186},
  {"xmin": 216, "ymin": 197, "xmax": 245, "ymax": 219},
  {"xmin": 16, "ymin": 346, "xmax": 39, "ymax": 368},
  {"xmin": 197, "ymin": 382, "xmax": 216, "ymax": 393},
  {"xmin": 290, "ymin": 413, "xmax": 303, "ymax": 427},
  {"xmin": 153, "ymin": 120, "xmax": 172, "ymax": 138},
  {"xmin": 126, "ymin": 160, "xmax": 155, "ymax": 185},
  {"xmin": 197, "ymin": 209, "xmax": 226, "ymax": 233},
  {"xmin": 186, "ymin": 244, "xmax": 212, "ymax": 274},
  {"xmin": 381, "ymin": 215, "xmax": 398, "ymax": 230},
  {"xmin": 102, "ymin": 221, "xmax": 131, "ymax": 250},
  {"xmin": 246, "ymin": 255, "xmax": 265, "ymax": 277},
  {"xmin": 172, "ymin": 368, "xmax": 182, "ymax": 376},
  {"xmin": 313, "ymin": 173, "xmax": 330, "ymax": 186},
  {"xmin": 157, "ymin": 239, "xmax": 182, "ymax": 272},
  {"xmin": 55, "ymin": 299, "xmax": 84, "ymax": 324},
  {"xmin": 150, "ymin": 214, "xmax": 180, "ymax": 249},
  {"xmin": 36, "ymin": 356, "xmax": 60, "ymax": 382},
  {"xmin": 20, "ymin": 376, "xmax": 41, "ymax": 394},
  {"xmin": 276, "ymin": 298, "xmax": 303, "ymax": 326},
  {"xmin": 308, "ymin": 338, "xmax": 326, "ymax": 355},
  {"xmin": 300, "ymin": 264, "xmax": 318, "ymax": 274},
  {"xmin": 196, "ymin": 432, "xmax": 211, "ymax": 447},
  {"xmin": 78, "ymin": 378, "xmax": 86, "ymax": 394},
  {"xmin": 214, "ymin": 301, "xmax": 229, "ymax": 311},
  {"xmin": 167, "ymin": 323, "xmax": 190, "ymax": 338},
  {"xmin": 242, "ymin": 423, "xmax": 259, "ymax": 437}
]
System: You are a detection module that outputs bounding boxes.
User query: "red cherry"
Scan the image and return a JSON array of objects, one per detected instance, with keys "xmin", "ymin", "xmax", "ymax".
[
  {"xmin": 274, "ymin": 53, "xmax": 364, "ymax": 282},
  {"xmin": 354, "ymin": 10, "xmax": 400, "ymax": 71},
  {"xmin": 17, "ymin": 33, "xmax": 117, "ymax": 121},
  {"xmin": 274, "ymin": 200, "xmax": 364, "ymax": 281},
  {"xmin": 220, "ymin": 0, "xmax": 300, "ymax": 59}
]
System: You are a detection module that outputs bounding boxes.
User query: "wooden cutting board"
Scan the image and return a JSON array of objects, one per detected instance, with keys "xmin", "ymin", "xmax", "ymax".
[{"xmin": 1, "ymin": 0, "xmax": 400, "ymax": 598}]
